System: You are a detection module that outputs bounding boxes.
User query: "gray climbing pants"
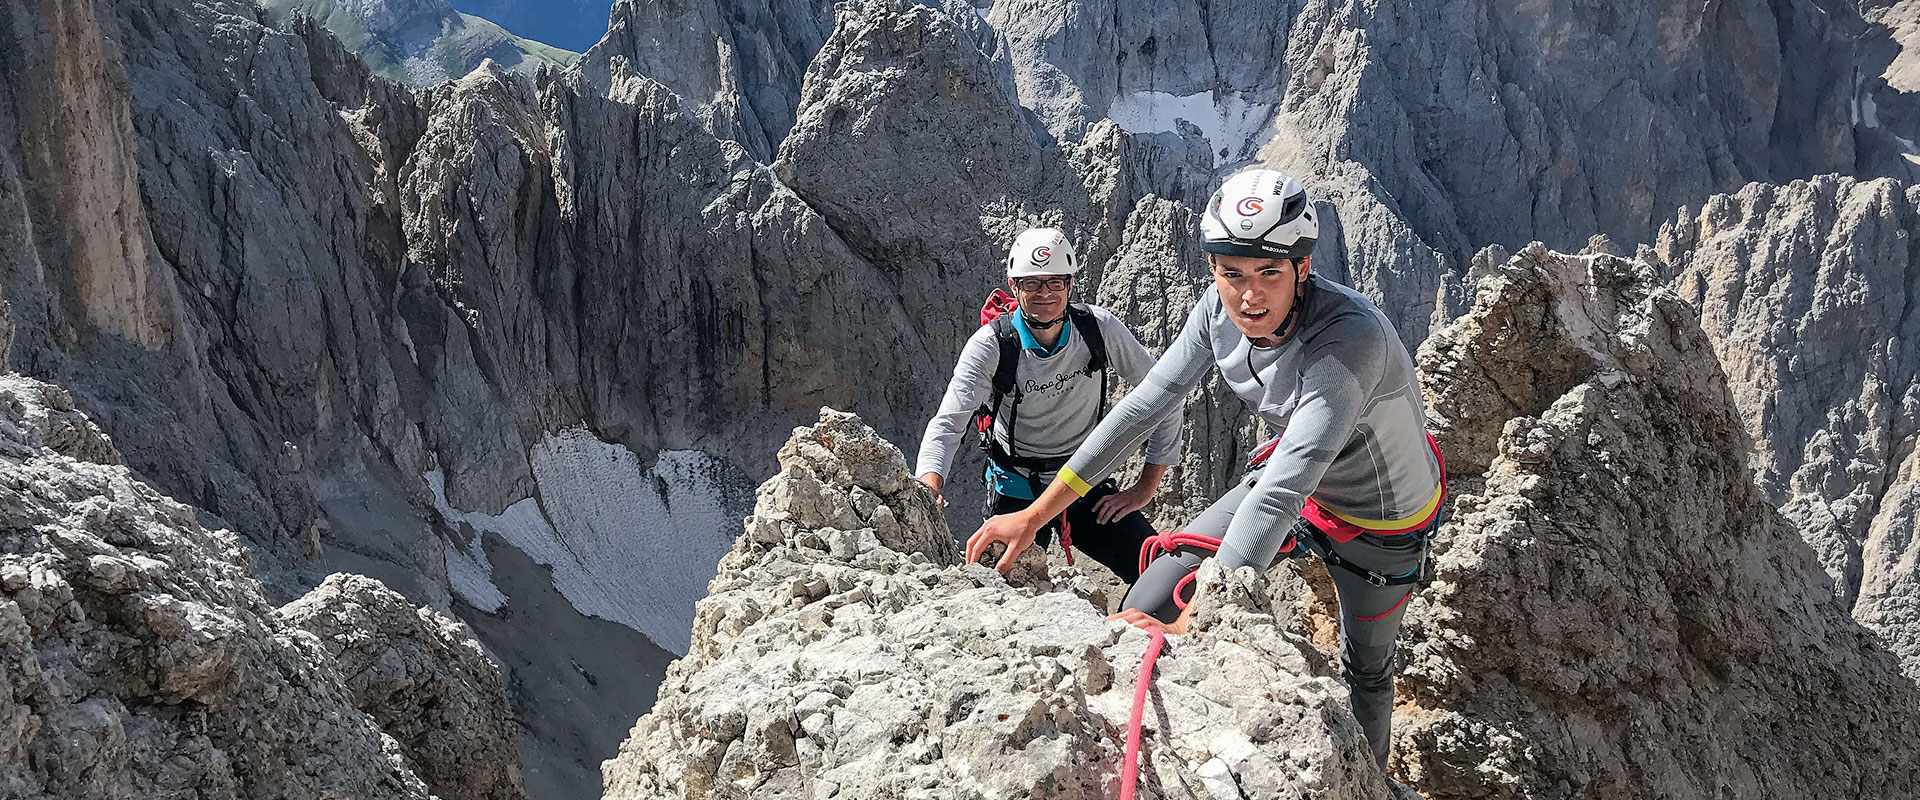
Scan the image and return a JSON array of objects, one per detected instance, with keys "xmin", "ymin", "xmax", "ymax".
[{"xmin": 1121, "ymin": 479, "xmax": 1427, "ymax": 769}]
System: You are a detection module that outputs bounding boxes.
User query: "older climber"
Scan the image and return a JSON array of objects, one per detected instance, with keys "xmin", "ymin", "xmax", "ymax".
[{"xmin": 917, "ymin": 227, "xmax": 1183, "ymax": 582}]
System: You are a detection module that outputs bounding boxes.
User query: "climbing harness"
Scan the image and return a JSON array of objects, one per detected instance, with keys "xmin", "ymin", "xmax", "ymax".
[{"xmin": 1119, "ymin": 432, "xmax": 1448, "ymax": 795}]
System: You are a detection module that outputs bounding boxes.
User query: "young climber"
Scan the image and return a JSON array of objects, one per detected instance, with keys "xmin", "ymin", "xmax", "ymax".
[
  {"xmin": 916, "ymin": 227, "xmax": 1184, "ymax": 582},
  {"xmin": 965, "ymin": 170, "xmax": 1445, "ymax": 769}
]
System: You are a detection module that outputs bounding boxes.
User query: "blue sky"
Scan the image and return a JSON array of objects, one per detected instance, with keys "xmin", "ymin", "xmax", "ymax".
[{"xmin": 450, "ymin": 0, "xmax": 617, "ymax": 53}]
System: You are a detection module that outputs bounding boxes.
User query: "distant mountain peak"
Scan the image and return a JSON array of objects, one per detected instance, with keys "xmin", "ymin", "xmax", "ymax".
[{"xmin": 260, "ymin": 0, "xmax": 579, "ymax": 86}]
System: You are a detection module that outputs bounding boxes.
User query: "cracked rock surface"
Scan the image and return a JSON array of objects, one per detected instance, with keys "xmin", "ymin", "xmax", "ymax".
[
  {"xmin": 0, "ymin": 369, "xmax": 496, "ymax": 799},
  {"xmin": 1657, "ymin": 176, "xmax": 1920, "ymax": 681},
  {"xmin": 279, "ymin": 572, "xmax": 527, "ymax": 800},
  {"xmin": 1400, "ymin": 245, "xmax": 1920, "ymax": 799},
  {"xmin": 601, "ymin": 408, "xmax": 1389, "ymax": 799}
]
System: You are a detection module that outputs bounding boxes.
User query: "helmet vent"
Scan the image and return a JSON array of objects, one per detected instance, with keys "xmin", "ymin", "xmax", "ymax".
[{"xmin": 1279, "ymin": 193, "xmax": 1307, "ymax": 224}]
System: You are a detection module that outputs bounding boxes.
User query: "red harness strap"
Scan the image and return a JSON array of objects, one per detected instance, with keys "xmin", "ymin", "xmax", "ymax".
[{"xmin": 1251, "ymin": 432, "xmax": 1449, "ymax": 543}]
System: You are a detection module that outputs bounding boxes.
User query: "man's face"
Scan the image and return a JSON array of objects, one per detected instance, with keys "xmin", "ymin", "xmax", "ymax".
[
  {"xmin": 1010, "ymin": 275, "xmax": 1071, "ymax": 322},
  {"xmin": 1210, "ymin": 254, "xmax": 1309, "ymax": 340}
]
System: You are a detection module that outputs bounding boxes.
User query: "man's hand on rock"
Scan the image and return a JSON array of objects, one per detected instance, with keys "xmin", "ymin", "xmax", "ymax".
[
  {"xmin": 966, "ymin": 513, "xmax": 1038, "ymax": 573},
  {"xmin": 1092, "ymin": 482, "xmax": 1153, "ymax": 524},
  {"xmin": 1108, "ymin": 605, "xmax": 1192, "ymax": 635},
  {"xmin": 918, "ymin": 472, "xmax": 947, "ymax": 508}
]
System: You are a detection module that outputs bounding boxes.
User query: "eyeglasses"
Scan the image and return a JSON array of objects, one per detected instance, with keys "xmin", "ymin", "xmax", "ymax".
[{"xmin": 1012, "ymin": 277, "xmax": 1071, "ymax": 293}]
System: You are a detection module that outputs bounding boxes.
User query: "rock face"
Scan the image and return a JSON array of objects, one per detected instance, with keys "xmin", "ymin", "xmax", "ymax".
[
  {"xmin": 578, "ymin": 0, "xmax": 833, "ymax": 161},
  {"xmin": 601, "ymin": 409, "xmax": 1389, "ymax": 799},
  {"xmin": 1654, "ymin": 176, "xmax": 1920, "ymax": 681},
  {"xmin": 988, "ymin": 0, "xmax": 1918, "ymax": 341},
  {"xmin": 1400, "ymin": 245, "xmax": 1920, "ymax": 799},
  {"xmin": 772, "ymin": 0, "xmax": 1134, "ymax": 356},
  {"xmin": 10, "ymin": 0, "xmax": 1920, "ymax": 794},
  {"xmin": 0, "ymin": 368, "xmax": 469, "ymax": 799},
  {"xmin": 1, "ymin": 0, "xmax": 430, "ymax": 596},
  {"xmin": 259, "ymin": 0, "xmax": 580, "ymax": 86},
  {"xmin": 279, "ymin": 572, "xmax": 527, "ymax": 800}
]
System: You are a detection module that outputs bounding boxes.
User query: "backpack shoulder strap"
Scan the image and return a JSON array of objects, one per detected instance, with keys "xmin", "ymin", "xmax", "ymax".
[
  {"xmin": 1065, "ymin": 304, "xmax": 1107, "ymax": 374},
  {"xmin": 988, "ymin": 315, "xmax": 1022, "ymax": 398},
  {"xmin": 975, "ymin": 315, "xmax": 1027, "ymax": 463}
]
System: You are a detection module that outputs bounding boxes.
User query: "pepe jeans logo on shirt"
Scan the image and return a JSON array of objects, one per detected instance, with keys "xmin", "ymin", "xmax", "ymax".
[{"xmin": 1024, "ymin": 370, "xmax": 1081, "ymax": 397}]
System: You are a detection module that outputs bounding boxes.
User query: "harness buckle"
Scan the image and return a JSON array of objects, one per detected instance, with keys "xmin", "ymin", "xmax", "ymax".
[{"xmin": 1364, "ymin": 570, "xmax": 1389, "ymax": 588}]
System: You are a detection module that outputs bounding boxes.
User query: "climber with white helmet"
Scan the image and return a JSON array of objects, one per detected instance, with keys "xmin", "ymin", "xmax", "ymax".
[
  {"xmin": 966, "ymin": 170, "xmax": 1445, "ymax": 769},
  {"xmin": 916, "ymin": 227, "xmax": 1184, "ymax": 582}
]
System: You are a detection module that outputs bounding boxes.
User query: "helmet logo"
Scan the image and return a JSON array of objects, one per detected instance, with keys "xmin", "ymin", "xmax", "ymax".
[
  {"xmin": 1031, "ymin": 247, "xmax": 1052, "ymax": 266},
  {"xmin": 1236, "ymin": 197, "xmax": 1264, "ymax": 216}
]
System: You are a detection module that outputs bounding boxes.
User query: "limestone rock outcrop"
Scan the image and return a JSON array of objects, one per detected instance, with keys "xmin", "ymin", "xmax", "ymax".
[
  {"xmin": 1865, "ymin": 0, "xmax": 1920, "ymax": 91},
  {"xmin": 1400, "ymin": 245, "xmax": 1920, "ymax": 799},
  {"xmin": 279, "ymin": 572, "xmax": 527, "ymax": 800},
  {"xmin": 601, "ymin": 408, "xmax": 1389, "ymax": 799},
  {"xmin": 577, "ymin": 0, "xmax": 833, "ymax": 161},
  {"xmin": 0, "ymin": 371, "xmax": 446, "ymax": 799},
  {"xmin": 990, "ymin": 0, "xmax": 1918, "ymax": 341},
  {"xmin": 1655, "ymin": 176, "xmax": 1920, "ymax": 681},
  {"xmin": 773, "ymin": 0, "xmax": 1134, "ymax": 355}
]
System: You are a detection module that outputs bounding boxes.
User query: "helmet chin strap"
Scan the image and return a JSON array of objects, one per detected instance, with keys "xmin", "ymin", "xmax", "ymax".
[
  {"xmin": 1249, "ymin": 275, "xmax": 1311, "ymax": 346},
  {"xmin": 1024, "ymin": 314, "xmax": 1064, "ymax": 330}
]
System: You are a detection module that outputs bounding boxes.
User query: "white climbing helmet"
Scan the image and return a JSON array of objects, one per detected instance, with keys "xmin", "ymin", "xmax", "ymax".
[
  {"xmin": 1005, "ymin": 227, "xmax": 1080, "ymax": 278},
  {"xmin": 1200, "ymin": 168, "xmax": 1317, "ymax": 259}
]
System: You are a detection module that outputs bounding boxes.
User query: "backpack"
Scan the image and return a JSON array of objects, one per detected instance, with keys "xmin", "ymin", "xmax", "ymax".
[{"xmin": 970, "ymin": 289, "xmax": 1109, "ymax": 481}]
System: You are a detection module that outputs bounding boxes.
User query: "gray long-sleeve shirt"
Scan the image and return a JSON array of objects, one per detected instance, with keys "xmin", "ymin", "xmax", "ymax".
[
  {"xmin": 915, "ymin": 305, "xmax": 1184, "ymax": 483},
  {"xmin": 1059, "ymin": 276, "xmax": 1441, "ymax": 571}
]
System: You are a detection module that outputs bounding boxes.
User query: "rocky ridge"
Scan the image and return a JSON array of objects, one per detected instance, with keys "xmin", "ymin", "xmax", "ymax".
[
  {"xmin": 1655, "ymin": 175, "xmax": 1920, "ymax": 680},
  {"xmin": 0, "ymin": 310, "xmax": 523, "ymax": 798},
  {"xmin": 577, "ymin": 0, "xmax": 833, "ymax": 161},
  {"xmin": 1401, "ymin": 245, "xmax": 1920, "ymax": 798},
  {"xmin": 279, "ymin": 572, "xmax": 526, "ymax": 800},
  {"xmin": 601, "ymin": 408, "xmax": 1390, "ymax": 799}
]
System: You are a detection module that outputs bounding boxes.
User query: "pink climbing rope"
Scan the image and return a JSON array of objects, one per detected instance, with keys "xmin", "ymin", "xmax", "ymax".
[
  {"xmin": 1118, "ymin": 530, "xmax": 1237, "ymax": 796},
  {"xmin": 1137, "ymin": 530, "xmax": 1227, "ymax": 608},
  {"xmin": 1120, "ymin": 626, "xmax": 1165, "ymax": 800}
]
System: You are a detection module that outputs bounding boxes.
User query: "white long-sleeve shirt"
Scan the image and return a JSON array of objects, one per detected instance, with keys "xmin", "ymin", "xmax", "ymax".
[{"xmin": 915, "ymin": 305, "xmax": 1184, "ymax": 487}]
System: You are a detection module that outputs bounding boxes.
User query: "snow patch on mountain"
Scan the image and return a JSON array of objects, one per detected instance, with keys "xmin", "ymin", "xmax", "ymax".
[
  {"xmin": 1105, "ymin": 90, "xmax": 1277, "ymax": 165},
  {"xmin": 430, "ymin": 427, "xmax": 750, "ymax": 653}
]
